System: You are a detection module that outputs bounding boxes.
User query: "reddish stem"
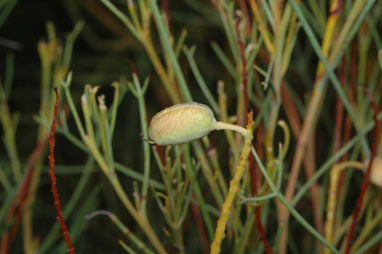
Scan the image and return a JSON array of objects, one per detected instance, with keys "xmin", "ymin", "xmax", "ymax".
[
  {"xmin": 235, "ymin": 15, "xmax": 249, "ymax": 113},
  {"xmin": 5, "ymin": 105, "xmax": 71, "ymax": 251},
  {"xmin": 129, "ymin": 60, "xmax": 138, "ymax": 75},
  {"xmin": 333, "ymin": 58, "xmax": 346, "ymax": 153},
  {"xmin": 333, "ymin": 58, "xmax": 345, "ymax": 200},
  {"xmin": 49, "ymin": 88, "xmax": 75, "ymax": 254},
  {"xmin": 2, "ymin": 136, "xmax": 50, "ymax": 252},
  {"xmin": 0, "ymin": 235, "xmax": 7, "ymax": 254},
  {"xmin": 330, "ymin": 0, "xmax": 343, "ymax": 15},
  {"xmin": 238, "ymin": 0, "xmax": 252, "ymax": 35},
  {"xmin": 235, "ymin": 14, "xmax": 272, "ymax": 253},
  {"xmin": 191, "ymin": 193, "xmax": 209, "ymax": 254},
  {"xmin": 338, "ymin": 40, "xmax": 357, "ymax": 192},
  {"xmin": 344, "ymin": 86, "xmax": 381, "ymax": 254},
  {"xmin": 155, "ymin": 145, "xmax": 165, "ymax": 166},
  {"xmin": 161, "ymin": 0, "xmax": 172, "ymax": 33}
]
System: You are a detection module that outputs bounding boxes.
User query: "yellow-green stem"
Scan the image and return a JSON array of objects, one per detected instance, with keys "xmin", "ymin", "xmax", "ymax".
[
  {"xmin": 277, "ymin": 1, "xmax": 342, "ymax": 252},
  {"xmin": 324, "ymin": 161, "xmax": 364, "ymax": 254},
  {"xmin": 249, "ymin": 0, "xmax": 274, "ymax": 53},
  {"xmin": 218, "ymin": 81, "xmax": 240, "ymax": 161},
  {"xmin": 109, "ymin": 174, "xmax": 167, "ymax": 254},
  {"xmin": 351, "ymin": 207, "xmax": 382, "ymax": 252},
  {"xmin": 141, "ymin": 36, "xmax": 180, "ymax": 104},
  {"xmin": 193, "ymin": 142, "xmax": 224, "ymax": 207},
  {"xmin": 210, "ymin": 112, "xmax": 254, "ymax": 254},
  {"xmin": 264, "ymin": 101, "xmax": 281, "ymax": 163},
  {"xmin": 172, "ymin": 227, "xmax": 185, "ymax": 254},
  {"xmin": 216, "ymin": 121, "xmax": 248, "ymax": 136}
]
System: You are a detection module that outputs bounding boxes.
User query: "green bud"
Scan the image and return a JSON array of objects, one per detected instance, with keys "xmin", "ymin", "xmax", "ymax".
[{"xmin": 149, "ymin": 102, "xmax": 217, "ymax": 146}]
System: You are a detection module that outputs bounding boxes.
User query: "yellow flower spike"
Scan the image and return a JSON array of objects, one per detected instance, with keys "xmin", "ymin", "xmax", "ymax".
[{"xmin": 148, "ymin": 102, "xmax": 248, "ymax": 146}]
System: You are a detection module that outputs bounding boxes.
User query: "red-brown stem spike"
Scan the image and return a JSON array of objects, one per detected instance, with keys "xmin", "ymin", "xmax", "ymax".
[
  {"xmin": 344, "ymin": 85, "xmax": 381, "ymax": 254},
  {"xmin": 235, "ymin": 13, "xmax": 272, "ymax": 254},
  {"xmin": 161, "ymin": 0, "xmax": 172, "ymax": 33},
  {"xmin": 191, "ymin": 193, "xmax": 209, "ymax": 254},
  {"xmin": 129, "ymin": 60, "xmax": 138, "ymax": 75},
  {"xmin": 49, "ymin": 87, "xmax": 75, "ymax": 254},
  {"xmin": 235, "ymin": 13, "xmax": 250, "ymax": 114},
  {"xmin": 334, "ymin": 58, "xmax": 345, "ymax": 199},
  {"xmin": 338, "ymin": 40, "xmax": 357, "ymax": 192},
  {"xmin": 3, "ymin": 136, "xmax": 50, "ymax": 252},
  {"xmin": 330, "ymin": 0, "xmax": 343, "ymax": 15},
  {"xmin": 333, "ymin": 58, "xmax": 346, "ymax": 153},
  {"xmin": 238, "ymin": 0, "xmax": 252, "ymax": 35}
]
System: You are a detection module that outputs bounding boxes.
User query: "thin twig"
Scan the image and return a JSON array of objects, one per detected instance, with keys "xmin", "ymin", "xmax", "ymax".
[
  {"xmin": 210, "ymin": 112, "xmax": 254, "ymax": 254},
  {"xmin": 191, "ymin": 193, "xmax": 210, "ymax": 254},
  {"xmin": 235, "ymin": 13, "xmax": 272, "ymax": 254},
  {"xmin": 48, "ymin": 88, "xmax": 75, "ymax": 254},
  {"xmin": 344, "ymin": 86, "xmax": 381, "ymax": 254},
  {"xmin": 7, "ymin": 137, "xmax": 49, "ymax": 250}
]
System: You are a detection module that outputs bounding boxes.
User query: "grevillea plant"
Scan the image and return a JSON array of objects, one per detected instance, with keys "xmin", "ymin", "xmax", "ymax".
[{"xmin": 1, "ymin": 0, "xmax": 382, "ymax": 254}]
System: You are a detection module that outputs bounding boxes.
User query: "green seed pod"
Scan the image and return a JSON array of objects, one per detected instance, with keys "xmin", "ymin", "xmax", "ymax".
[{"xmin": 149, "ymin": 102, "xmax": 217, "ymax": 146}]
